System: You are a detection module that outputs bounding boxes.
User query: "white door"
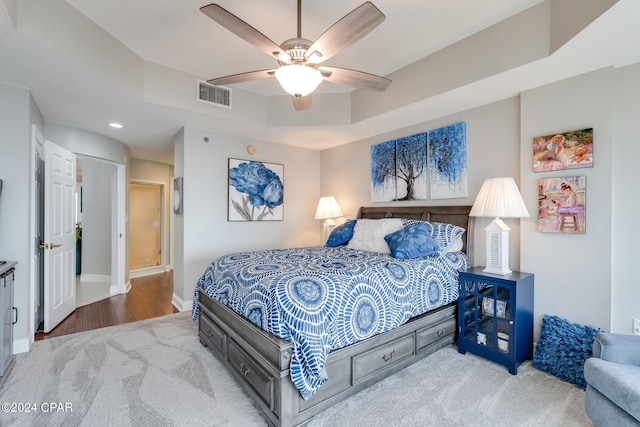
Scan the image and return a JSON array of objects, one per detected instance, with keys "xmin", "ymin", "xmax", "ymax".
[{"xmin": 44, "ymin": 141, "xmax": 76, "ymax": 333}]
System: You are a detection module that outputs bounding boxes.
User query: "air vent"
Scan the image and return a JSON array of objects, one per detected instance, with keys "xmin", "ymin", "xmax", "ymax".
[{"xmin": 197, "ymin": 80, "xmax": 231, "ymax": 108}]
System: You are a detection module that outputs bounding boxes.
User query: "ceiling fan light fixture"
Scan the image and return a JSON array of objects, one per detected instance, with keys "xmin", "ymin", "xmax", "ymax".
[{"xmin": 275, "ymin": 64, "xmax": 323, "ymax": 97}]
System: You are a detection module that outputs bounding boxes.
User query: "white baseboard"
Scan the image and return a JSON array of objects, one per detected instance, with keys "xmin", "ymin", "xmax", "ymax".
[
  {"xmin": 129, "ymin": 265, "xmax": 170, "ymax": 279},
  {"xmin": 80, "ymin": 273, "xmax": 111, "ymax": 283},
  {"xmin": 13, "ymin": 337, "xmax": 30, "ymax": 355},
  {"xmin": 110, "ymin": 280, "xmax": 131, "ymax": 295},
  {"xmin": 172, "ymin": 293, "xmax": 193, "ymax": 312}
]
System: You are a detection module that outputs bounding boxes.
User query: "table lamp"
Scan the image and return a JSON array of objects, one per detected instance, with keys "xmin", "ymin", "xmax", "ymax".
[
  {"xmin": 469, "ymin": 177, "xmax": 529, "ymax": 275},
  {"xmin": 315, "ymin": 196, "xmax": 343, "ymax": 241}
]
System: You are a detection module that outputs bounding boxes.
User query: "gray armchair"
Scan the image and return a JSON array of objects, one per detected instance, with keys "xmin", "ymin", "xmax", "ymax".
[{"xmin": 584, "ymin": 332, "xmax": 640, "ymax": 426}]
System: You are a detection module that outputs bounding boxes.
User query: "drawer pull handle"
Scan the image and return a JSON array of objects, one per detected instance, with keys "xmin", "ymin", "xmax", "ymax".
[
  {"xmin": 240, "ymin": 362, "xmax": 251, "ymax": 376},
  {"xmin": 381, "ymin": 350, "xmax": 395, "ymax": 362},
  {"xmin": 437, "ymin": 328, "xmax": 446, "ymax": 337},
  {"xmin": 204, "ymin": 327, "xmax": 213, "ymax": 337}
]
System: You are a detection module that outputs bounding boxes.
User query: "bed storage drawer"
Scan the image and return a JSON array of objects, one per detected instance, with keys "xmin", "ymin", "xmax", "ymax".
[
  {"xmin": 228, "ymin": 338, "xmax": 275, "ymax": 409},
  {"xmin": 416, "ymin": 317, "xmax": 456, "ymax": 352},
  {"xmin": 352, "ymin": 334, "xmax": 415, "ymax": 384},
  {"xmin": 199, "ymin": 311, "xmax": 226, "ymax": 355}
]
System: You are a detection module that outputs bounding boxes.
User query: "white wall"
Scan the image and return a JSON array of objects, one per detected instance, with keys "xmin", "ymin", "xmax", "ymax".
[
  {"xmin": 0, "ymin": 84, "xmax": 44, "ymax": 351},
  {"xmin": 45, "ymin": 122, "xmax": 129, "ymax": 165},
  {"xmin": 324, "ymin": 65, "xmax": 640, "ymax": 337},
  {"xmin": 520, "ymin": 67, "xmax": 615, "ymax": 334},
  {"xmin": 80, "ymin": 157, "xmax": 112, "ymax": 277},
  {"xmin": 173, "ymin": 127, "xmax": 321, "ymax": 310},
  {"xmin": 321, "ymin": 97, "xmax": 524, "ymax": 271},
  {"xmin": 173, "ymin": 130, "xmax": 185, "ymax": 309},
  {"xmin": 612, "ymin": 62, "xmax": 640, "ymax": 333}
]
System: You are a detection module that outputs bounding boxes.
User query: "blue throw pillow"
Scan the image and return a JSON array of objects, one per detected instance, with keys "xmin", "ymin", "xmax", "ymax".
[
  {"xmin": 533, "ymin": 315, "xmax": 600, "ymax": 388},
  {"xmin": 326, "ymin": 219, "xmax": 357, "ymax": 247},
  {"xmin": 383, "ymin": 222, "xmax": 439, "ymax": 259},
  {"xmin": 400, "ymin": 219, "xmax": 466, "ymax": 254}
]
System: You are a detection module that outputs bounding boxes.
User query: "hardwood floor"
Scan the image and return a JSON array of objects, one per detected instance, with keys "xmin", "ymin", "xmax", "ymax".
[{"xmin": 35, "ymin": 271, "xmax": 178, "ymax": 341}]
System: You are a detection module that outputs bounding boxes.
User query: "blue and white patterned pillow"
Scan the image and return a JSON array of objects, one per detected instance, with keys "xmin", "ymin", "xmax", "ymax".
[
  {"xmin": 384, "ymin": 222, "xmax": 440, "ymax": 259},
  {"xmin": 326, "ymin": 219, "xmax": 357, "ymax": 247},
  {"xmin": 401, "ymin": 219, "xmax": 466, "ymax": 254}
]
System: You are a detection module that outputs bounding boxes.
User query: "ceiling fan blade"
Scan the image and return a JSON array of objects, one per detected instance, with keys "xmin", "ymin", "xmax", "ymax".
[
  {"xmin": 305, "ymin": 2, "xmax": 385, "ymax": 63},
  {"xmin": 200, "ymin": 4, "xmax": 289, "ymax": 61},
  {"xmin": 292, "ymin": 95, "xmax": 312, "ymax": 111},
  {"xmin": 207, "ymin": 69, "xmax": 276, "ymax": 86},
  {"xmin": 320, "ymin": 66, "xmax": 391, "ymax": 91}
]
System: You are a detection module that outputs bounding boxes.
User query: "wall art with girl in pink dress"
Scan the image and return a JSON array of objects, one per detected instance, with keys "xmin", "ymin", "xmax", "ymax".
[{"xmin": 537, "ymin": 176, "xmax": 586, "ymax": 234}]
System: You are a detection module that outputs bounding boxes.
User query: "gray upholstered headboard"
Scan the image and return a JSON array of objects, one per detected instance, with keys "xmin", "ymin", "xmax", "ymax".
[{"xmin": 356, "ymin": 205, "xmax": 474, "ymax": 264}]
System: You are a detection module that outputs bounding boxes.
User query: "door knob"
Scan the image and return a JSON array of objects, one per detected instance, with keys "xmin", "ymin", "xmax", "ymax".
[{"xmin": 39, "ymin": 242, "xmax": 62, "ymax": 249}]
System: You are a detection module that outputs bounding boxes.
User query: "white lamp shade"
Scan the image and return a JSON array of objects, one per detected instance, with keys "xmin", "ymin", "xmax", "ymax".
[
  {"xmin": 315, "ymin": 196, "xmax": 343, "ymax": 220},
  {"xmin": 275, "ymin": 64, "xmax": 323, "ymax": 97},
  {"xmin": 469, "ymin": 177, "xmax": 529, "ymax": 218}
]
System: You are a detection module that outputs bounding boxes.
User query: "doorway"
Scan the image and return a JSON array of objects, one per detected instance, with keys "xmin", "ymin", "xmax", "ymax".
[
  {"xmin": 28, "ymin": 126, "xmax": 127, "ymax": 343},
  {"xmin": 75, "ymin": 156, "xmax": 116, "ymax": 307},
  {"xmin": 129, "ymin": 183, "xmax": 163, "ymax": 270}
]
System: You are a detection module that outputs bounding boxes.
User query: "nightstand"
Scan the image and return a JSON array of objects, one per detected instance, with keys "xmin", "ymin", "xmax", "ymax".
[{"xmin": 457, "ymin": 267, "xmax": 534, "ymax": 374}]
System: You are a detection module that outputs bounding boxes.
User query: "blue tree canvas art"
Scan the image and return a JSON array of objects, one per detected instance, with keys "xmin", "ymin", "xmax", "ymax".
[
  {"xmin": 428, "ymin": 122, "xmax": 468, "ymax": 199},
  {"xmin": 228, "ymin": 158, "xmax": 284, "ymax": 221},
  {"xmin": 396, "ymin": 132, "xmax": 427, "ymax": 200},
  {"xmin": 371, "ymin": 140, "xmax": 397, "ymax": 202}
]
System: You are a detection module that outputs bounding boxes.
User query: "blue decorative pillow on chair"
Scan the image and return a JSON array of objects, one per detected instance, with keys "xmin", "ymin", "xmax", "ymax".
[
  {"xmin": 384, "ymin": 222, "xmax": 440, "ymax": 259},
  {"xmin": 326, "ymin": 220, "xmax": 357, "ymax": 247}
]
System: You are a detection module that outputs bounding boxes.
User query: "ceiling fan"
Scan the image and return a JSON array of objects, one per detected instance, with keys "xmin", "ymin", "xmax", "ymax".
[{"xmin": 200, "ymin": 1, "xmax": 392, "ymax": 111}]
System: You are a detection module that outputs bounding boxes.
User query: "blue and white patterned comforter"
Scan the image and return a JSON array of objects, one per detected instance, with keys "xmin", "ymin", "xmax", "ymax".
[{"xmin": 192, "ymin": 246, "xmax": 469, "ymax": 399}]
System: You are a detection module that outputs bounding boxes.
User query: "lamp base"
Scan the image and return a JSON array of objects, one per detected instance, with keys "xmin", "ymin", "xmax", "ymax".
[
  {"xmin": 322, "ymin": 219, "xmax": 336, "ymax": 243},
  {"xmin": 483, "ymin": 265, "xmax": 512, "ymax": 276},
  {"xmin": 483, "ymin": 218, "xmax": 512, "ymax": 276}
]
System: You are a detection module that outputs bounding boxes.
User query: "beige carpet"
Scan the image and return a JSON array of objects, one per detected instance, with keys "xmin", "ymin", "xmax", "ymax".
[{"xmin": 0, "ymin": 312, "xmax": 592, "ymax": 426}]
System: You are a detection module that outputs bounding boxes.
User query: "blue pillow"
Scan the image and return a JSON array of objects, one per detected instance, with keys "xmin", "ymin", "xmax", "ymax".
[
  {"xmin": 533, "ymin": 315, "xmax": 600, "ymax": 388},
  {"xmin": 383, "ymin": 222, "xmax": 439, "ymax": 259},
  {"xmin": 326, "ymin": 220, "xmax": 357, "ymax": 247},
  {"xmin": 401, "ymin": 219, "xmax": 466, "ymax": 254}
]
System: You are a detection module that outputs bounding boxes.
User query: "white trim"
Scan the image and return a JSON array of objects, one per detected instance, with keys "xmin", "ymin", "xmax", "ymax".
[
  {"xmin": 111, "ymin": 279, "xmax": 131, "ymax": 296},
  {"xmin": 114, "ymin": 162, "xmax": 127, "ymax": 294},
  {"xmin": 13, "ymin": 337, "xmax": 30, "ymax": 355},
  {"xmin": 172, "ymin": 293, "xmax": 192, "ymax": 312},
  {"xmin": 27, "ymin": 124, "xmax": 45, "ymax": 352},
  {"xmin": 129, "ymin": 179, "xmax": 168, "ymax": 269},
  {"xmin": 80, "ymin": 274, "xmax": 111, "ymax": 283},
  {"xmin": 129, "ymin": 265, "xmax": 170, "ymax": 279}
]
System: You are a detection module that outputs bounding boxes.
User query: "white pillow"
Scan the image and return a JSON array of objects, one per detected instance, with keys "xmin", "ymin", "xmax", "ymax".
[
  {"xmin": 446, "ymin": 237, "xmax": 464, "ymax": 253},
  {"xmin": 347, "ymin": 219, "xmax": 404, "ymax": 254}
]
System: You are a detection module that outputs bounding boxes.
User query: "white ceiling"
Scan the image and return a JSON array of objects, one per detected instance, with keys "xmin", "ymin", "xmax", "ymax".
[
  {"xmin": 63, "ymin": 0, "xmax": 542, "ymax": 96},
  {"xmin": 1, "ymin": 0, "xmax": 639, "ymax": 165}
]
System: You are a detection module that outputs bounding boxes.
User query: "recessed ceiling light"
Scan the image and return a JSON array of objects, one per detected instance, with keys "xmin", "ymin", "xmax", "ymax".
[{"xmin": 109, "ymin": 122, "xmax": 124, "ymax": 129}]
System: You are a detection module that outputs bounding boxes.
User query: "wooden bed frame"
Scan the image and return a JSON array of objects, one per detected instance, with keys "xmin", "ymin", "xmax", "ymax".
[{"xmin": 197, "ymin": 205, "xmax": 474, "ymax": 427}]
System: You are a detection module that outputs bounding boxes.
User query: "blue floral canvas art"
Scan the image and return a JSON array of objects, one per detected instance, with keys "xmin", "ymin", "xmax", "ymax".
[
  {"xmin": 428, "ymin": 122, "xmax": 468, "ymax": 199},
  {"xmin": 228, "ymin": 158, "xmax": 284, "ymax": 221}
]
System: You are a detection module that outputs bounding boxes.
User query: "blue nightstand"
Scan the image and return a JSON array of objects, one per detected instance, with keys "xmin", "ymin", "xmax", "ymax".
[{"xmin": 458, "ymin": 267, "xmax": 534, "ymax": 374}]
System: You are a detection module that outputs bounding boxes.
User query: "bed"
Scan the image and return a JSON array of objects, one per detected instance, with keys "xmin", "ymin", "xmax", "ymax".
[{"xmin": 193, "ymin": 205, "xmax": 474, "ymax": 427}]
